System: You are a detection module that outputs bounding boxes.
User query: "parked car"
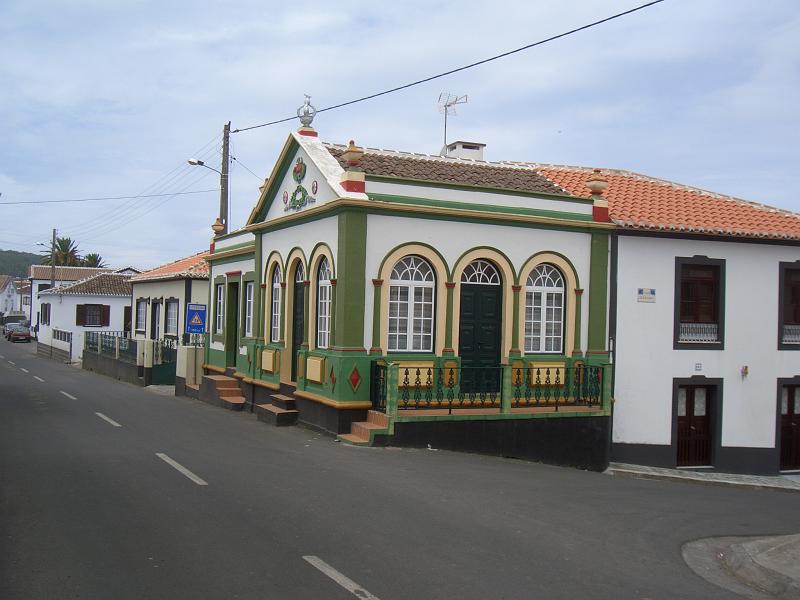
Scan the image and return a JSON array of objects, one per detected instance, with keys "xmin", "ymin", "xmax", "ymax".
[{"xmin": 5, "ymin": 323, "xmax": 31, "ymax": 342}]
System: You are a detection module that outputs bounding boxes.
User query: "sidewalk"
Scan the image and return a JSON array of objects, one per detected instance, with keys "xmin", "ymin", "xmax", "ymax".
[{"xmin": 606, "ymin": 462, "xmax": 800, "ymax": 493}]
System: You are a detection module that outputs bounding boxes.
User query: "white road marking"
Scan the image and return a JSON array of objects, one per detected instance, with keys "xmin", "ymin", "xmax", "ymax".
[
  {"xmin": 33, "ymin": 376, "xmax": 44, "ymax": 382},
  {"xmin": 60, "ymin": 391, "xmax": 77, "ymax": 400},
  {"xmin": 95, "ymin": 412, "xmax": 122, "ymax": 427},
  {"xmin": 302, "ymin": 556, "xmax": 381, "ymax": 600},
  {"xmin": 20, "ymin": 368, "xmax": 29, "ymax": 373},
  {"xmin": 0, "ymin": 354, "xmax": 4, "ymax": 359},
  {"xmin": 155, "ymin": 453, "xmax": 208, "ymax": 486},
  {"xmin": 8, "ymin": 361, "xmax": 15, "ymax": 365}
]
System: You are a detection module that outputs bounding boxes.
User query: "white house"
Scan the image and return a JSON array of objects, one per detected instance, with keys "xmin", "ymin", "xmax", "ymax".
[
  {"xmin": 541, "ymin": 166, "xmax": 800, "ymax": 475},
  {"xmin": 28, "ymin": 265, "xmax": 112, "ymax": 337},
  {"xmin": 37, "ymin": 272, "xmax": 133, "ymax": 361},
  {"xmin": 129, "ymin": 250, "xmax": 209, "ymax": 342},
  {"xmin": 0, "ymin": 275, "xmax": 21, "ymax": 315}
]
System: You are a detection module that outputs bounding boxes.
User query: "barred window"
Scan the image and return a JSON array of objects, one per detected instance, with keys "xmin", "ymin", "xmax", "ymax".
[
  {"xmin": 271, "ymin": 266, "xmax": 282, "ymax": 342},
  {"xmin": 316, "ymin": 258, "xmax": 332, "ymax": 349},
  {"xmin": 388, "ymin": 256, "xmax": 435, "ymax": 352},
  {"xmin": 524, "ymin": 264, "xmax": 564, "ymax": 353}
]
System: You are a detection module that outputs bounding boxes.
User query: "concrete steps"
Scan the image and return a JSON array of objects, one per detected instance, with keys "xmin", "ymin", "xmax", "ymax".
[{"xmin": 201, "ymin": 374, "xmax": 245, "ymax": 411}]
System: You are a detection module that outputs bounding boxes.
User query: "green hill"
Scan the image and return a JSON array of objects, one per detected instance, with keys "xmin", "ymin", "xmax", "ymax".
[{"xmin": 0, "ymin": 248, "xmax": 42, "ymax": 278}]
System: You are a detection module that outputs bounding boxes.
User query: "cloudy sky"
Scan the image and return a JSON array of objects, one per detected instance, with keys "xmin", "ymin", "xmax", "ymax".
[{"xmin": 1, "ymin": 0, "xmax": 798, "ymax": 269}]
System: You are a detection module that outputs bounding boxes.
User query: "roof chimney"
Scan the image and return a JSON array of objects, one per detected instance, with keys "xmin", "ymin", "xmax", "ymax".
[{"xmin": 442, "ymin": 140, "xmax": 485, "ymax": 161}]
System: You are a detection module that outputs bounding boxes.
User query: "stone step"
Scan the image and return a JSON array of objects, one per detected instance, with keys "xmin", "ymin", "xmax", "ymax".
[
  {"xmin": 219, "ymin": 396, "xmax": 246, "ymax": 411},
  {"xmin": 256, "ymin": 403, "xmax": 298, "ymax": 427},
  {"xmin": 338, "ymin": 432, "xmax": 371, "ymax": 446},
  {"xmin": 270, "ymin": 393, "xmax": 296, "ymax": 410},
  {"xmin": 217, "ymin": 386, "xmax": 243, "ymax": 398},
  {"xmin": 214, "ymin": 380, "xmax": 240, "ymax": 390},
  {"xmin": 366, "ymin": 410, "xmax": 389, "ymax": 428}
]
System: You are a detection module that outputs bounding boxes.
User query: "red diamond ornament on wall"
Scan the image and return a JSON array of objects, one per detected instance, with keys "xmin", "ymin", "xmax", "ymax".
[
  {"xmin": 348, "ymin": 366, "xmax": 361, "ymax": 392},
  {"xmin": 330, "ymin": 367, "xmax": 336, "ymax": 391}
]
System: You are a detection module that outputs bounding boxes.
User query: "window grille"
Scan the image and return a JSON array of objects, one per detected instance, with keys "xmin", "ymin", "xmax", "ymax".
[
  {"xmin": 525, "ymin": 264, "xmax": 564, "ymax": 353},
  {"xmin": 295, "ymin": 262, "xmax": 305, "ymax": 283},
  {"xmin": 388, "ymin": 256, "xmax": 435, "ymax": 352},
  {"xmin": 271, "ymin": 266, "xmax": 282, "ymax": 342},
  {"xmin": 85, "ymin": 304, "xmax": 102, "ymax": 327},
  {"xmin": 244, "ymin": 282, "xmax": 254, "ymax": 337},
  {"xmin": 317, "ymin": 258, "xmax": 332, "ymax": 348},
  {"xmin": 461, "ymin": 259, "xmax": 500, "ymax": 284}
]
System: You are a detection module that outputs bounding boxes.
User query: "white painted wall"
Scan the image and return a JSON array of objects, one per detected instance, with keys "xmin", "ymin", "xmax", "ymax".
[
  {"xmin": 38, "ymin": 294, "xmax": 130, "ymax": 359},
  {"xmin": 368, "ymin": 180, "xmax": 592, "ymax": 216},
  {"xmin": 208, "ymin": 257, "xmax": 254, "ymax": 342},
  {"xmin": 364, "ymin": 214, "xmax": 593, "ymax": 353},
  {"xmin": 260, "ymin": 216, "xmax": 339, "ymax": 275},
  {"xmin": 614, "ymin": 235, "xmax": 800, "ymax": 449},
  {"xmin": 1, "ymin": 284, "xmax": 19, "ymax": 314},
  {"xmin": 214, "ymin": 230, "xmax": 254, "ymax": 251},
  {"xmin": 131, "ymin": 279, "xmax": 209, "ymax": 340},
  {"xmin": 264, "ymin": 146, "xmax": 340, "ymax": 222}
]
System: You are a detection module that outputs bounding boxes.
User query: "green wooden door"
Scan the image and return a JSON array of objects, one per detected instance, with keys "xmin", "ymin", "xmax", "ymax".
[
  {"xmin": 458, "ymin": 284, "xmax": 502, "ymax": 393},
  {"xmin": 225, "ymin": 282, "xmax": 239, "ymax": 368}
]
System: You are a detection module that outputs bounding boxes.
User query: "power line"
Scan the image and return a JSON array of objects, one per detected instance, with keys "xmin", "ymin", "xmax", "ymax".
[
  {"xmin": 0, "ymin": 189, "xmax": 219, "ymax": 206},
  {"xmin": 232, "ymin": 0, "xmax": 666, "ymax": 134},
  {"xmin": 231, "ymin": 156, "xmax": 261, "ymax": 180}
]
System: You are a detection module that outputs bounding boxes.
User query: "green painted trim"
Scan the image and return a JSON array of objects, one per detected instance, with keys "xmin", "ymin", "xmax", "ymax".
[
  {"xmin": 329, "ymin": 282, "xmax": 337, "ymax": 348},
  {"xmin": 212, "ymin": 277, "xmax": 225, "ymax": 343},
  {"xmin": 371, "ymin": 283, "xmax": 381, "ymax": 350},
  {"xmin": 587, "ymin": 233, "xmax": 609, "ymax": 352},
  {"xmin": 308, "ymin": 241, "xmax": 336, "ymax": 277},
  {"xmin": 451, "ymin": 246, "xmax": 517, "ymax": 282},
  {"xmin": 368, "ymin": 193, "xmax": 594, "ymax": 222},
  {"xmin": 240, "ymin": 272, "xmax": 255, "ymax": 339},
  {"xmin": 282, "ymin": 247, "xmax": 308, "ymax": 276},
  {"xmin": 377, "ymin": 241, "xmax": 452, "ymax": 281},
  {"xmin": 211, "ymin": 240, "xmax": 255, "ymax": 254},
  {"xmin": 392, "ymin": 410, "xmax": 610, "ymax": 423},
  {"xmin": 365, "ymin": 174, "xmax": 594, "ymax": 205},
  {"xmin": 207, "ymin": 253, "xmax": 255, "ymax": 267},
  {"xmin": 334, "ymin": 211, "xmax": 367, "ymax": 348},
  {"xmin": 573, "ymin": 291, "xmax": 583, "ymax": 355},
  {"xmin": 248, "ymin": 136, "xmax": 299, "ymax": 225},
  {"xmin": 511, "ymin": 286, "xmax": 521, "ymax": 351},
  {"xmin": 444, "ymin": 284, "xmax": 454, "ymax": 350}
]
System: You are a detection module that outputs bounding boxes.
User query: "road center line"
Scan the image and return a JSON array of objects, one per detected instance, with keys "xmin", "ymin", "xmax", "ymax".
[
  {"xmin": 95, "ymin": 412, "xmax": 122, "ymax": 427},
  {"xmin": 33, "ymin": 376, "xmax": 44, "ymax": 382},
  {"xmin": 302, "ymin": 556, "xmax": 381, "ymax": 600},
  {"xmin": 20, "ymin": 368, "xmax": 29, "ymax": 373},
  {"xmin": 0, "ymin": 354, "xmax": 4, "ymax": 359},
  {"xmin": 8, "ymin": 361, "xmax": 15, "ymax": 365},
  {"xmin": 155, "ymin": 453, "xmax": 208, "ymax": 486},
  {"xmin": 60, "ymin": 391, "xmax": 77, "ymax": 400}
]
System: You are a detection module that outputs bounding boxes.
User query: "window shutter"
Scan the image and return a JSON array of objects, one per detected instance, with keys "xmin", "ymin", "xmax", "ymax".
[
  {"xmin": 101, "ymin": 305, "xmax": 111, "ymax": 326},
  {"xmin": 76, "ymin": 304, "xmax": 86, "ymax": 326}
]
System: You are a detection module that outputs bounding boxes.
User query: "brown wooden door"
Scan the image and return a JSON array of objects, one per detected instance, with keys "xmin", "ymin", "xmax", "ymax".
[
  {"xmin": 677, "ymin": 386, "xmax": 713, "ymax": 466},
  {"xmin": 780, "ymin": 386, "xmax": 800, "ymax": 471}
]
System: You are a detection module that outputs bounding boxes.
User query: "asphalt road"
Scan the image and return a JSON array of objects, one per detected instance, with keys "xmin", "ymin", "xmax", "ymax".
[{"xmin": 1, "ymin": 340, "xmax": 799, "ymax": 600}]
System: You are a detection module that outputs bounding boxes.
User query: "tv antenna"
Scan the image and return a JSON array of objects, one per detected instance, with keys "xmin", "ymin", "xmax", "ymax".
[{"xmin": 438, "ymin": 92, "xmax": 468, "ymax": 147}]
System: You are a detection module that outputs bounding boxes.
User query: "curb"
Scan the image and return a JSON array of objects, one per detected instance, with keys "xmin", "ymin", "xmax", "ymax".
[{"xmin": 606, "ymin": 467, "xmax": 800, "ymax": 494}]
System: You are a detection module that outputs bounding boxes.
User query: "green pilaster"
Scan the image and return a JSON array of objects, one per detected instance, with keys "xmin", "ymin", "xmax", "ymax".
[
  {"xmin": 254, "ymin": 234, "xmax": 263, "ymax": 340},
  {"xmin": 572, "ymin": 289, "xmax": 583, "ymax": 356},
  {"xmin": 587, "ymin": 233, "xmax": 609, "ymax": 354},
  {"xmin": 443, "ymin": 282, "xmax": 455, "ymax": 353},
  {"xmin": 371, "ymin": 280, "xmax": 382, "ymax": 351},
  {"xmin": 510, "ymin": 285, "xmax": 521, "ymax": 355},
  {"xmin": 334, "ymin": 211, "xmax": 367, "ymax": 349}
]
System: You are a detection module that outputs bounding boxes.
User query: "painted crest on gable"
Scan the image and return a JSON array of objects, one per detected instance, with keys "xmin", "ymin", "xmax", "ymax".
[{"xmin": 284, "ymin": 157, "xmax": 317, "ymax": 212}]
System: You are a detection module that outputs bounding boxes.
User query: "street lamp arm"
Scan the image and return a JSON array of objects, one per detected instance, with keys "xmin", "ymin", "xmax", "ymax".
[{"xmin": 187, "ymin": 159, "xmax": 222, "ymax": 175}]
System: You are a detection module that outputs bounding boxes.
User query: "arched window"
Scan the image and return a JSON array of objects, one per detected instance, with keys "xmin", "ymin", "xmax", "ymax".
[
  {"xmin": 316, "ymin": 257, "xmax": 332, "ymax": 349},
  {"xmin": 295, "ymin": 262, "xmax": 305, "ymax": 283},
  {"xmin": 388, "ymin": 256, "xmax": 435, "ymax": 352},
  {"xmin": 525, "ymin": 264, "xmax": 565, "ymax": 353},
  {"xmin": 270, "ymin": 266, "xmax": 282, "ymax": 342},
  {"xmin": 461, "ymin": 259, "xmax": 501, "ymax": 284}
]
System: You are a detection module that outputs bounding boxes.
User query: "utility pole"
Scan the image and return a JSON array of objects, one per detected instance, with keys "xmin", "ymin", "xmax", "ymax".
[
  {"xmin": 220, "ymin": 121, "xmax": 230, "ymax": 235},
  {"xmin": 50, "ymin": 228, "xmax": 56, "ymax": 287}
]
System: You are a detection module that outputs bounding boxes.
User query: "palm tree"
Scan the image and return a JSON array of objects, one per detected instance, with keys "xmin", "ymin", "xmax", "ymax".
[
  {"xmin": 81, "ymin": 253, "xmax": 107, "ymax": 268},
  {"xmin": 42, "ymin": 237, "xmax": 81, "ymax": 266}
]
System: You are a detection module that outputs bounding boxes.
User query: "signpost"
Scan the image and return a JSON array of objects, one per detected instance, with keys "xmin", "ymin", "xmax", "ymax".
[{"xmin": 186, "ymin": 304, "xmax": 207, "ymax": 335}]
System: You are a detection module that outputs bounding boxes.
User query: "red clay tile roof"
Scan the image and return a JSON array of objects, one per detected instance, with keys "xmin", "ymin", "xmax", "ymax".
[
  {"xmin": 533, "ymin": 165, "xmax": 800, "ymax": 241},
  {"xmin": 130, "ymin": 250, "xmax": 210, "ymax": 283},
  {"xmin": 325, "ymin": 144, "xmax": 565, "ymax": 196},
  {"xmin": 28, "ymin": 265, "xmax": 112, "ymax": 281},
  {"xmin": 40, "ymin": 273, "xmax": 132, "ymax": 297}
]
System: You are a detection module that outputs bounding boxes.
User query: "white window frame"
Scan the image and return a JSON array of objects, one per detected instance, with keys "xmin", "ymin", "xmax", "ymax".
[
  {"xmin": 271, "ymin": 267, "xmax": 282, "ymax": 343},
  {"xmin": 215, "ymin": 284, "xmax": 224, "ymax": 334},
  {"xmin": 244, "ymin": 282, "xmax": 254, "ymax": 337},
  {"xmin": 165, "ymin": 300, "xmax": 179, "ymax": 336},
  {"xmin": 524, "ymin": 264, "xmax": 565, "ymax": 354},
  {"xmin": 136, "ymin": 300, "xmax": 147, "ymax": 331},
  {"xmin": 388, "ymin": 256, "xmax": 435, "ymax": 352},
  {"xmin": 316, "ymin": 258, "xmax": 332, "ymax": 349}
]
